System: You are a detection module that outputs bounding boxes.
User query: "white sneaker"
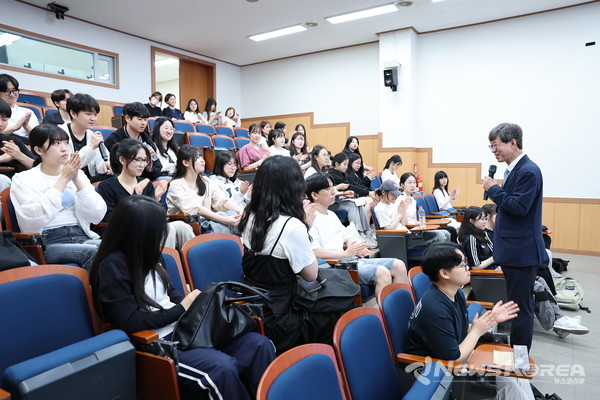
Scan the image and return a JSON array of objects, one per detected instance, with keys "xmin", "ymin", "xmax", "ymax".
[
  {"xmin": 553, "ymin": 316, "xmax": 589, "ymax": 335},
  {"xmin": 568, "ymin": 315, "xmax": 582, "ymax": 324}
]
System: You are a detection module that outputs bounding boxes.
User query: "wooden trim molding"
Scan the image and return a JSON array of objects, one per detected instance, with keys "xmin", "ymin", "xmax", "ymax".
[
  {"xmin": 0, "ymin": 23, "xmax": 120, "ymax": 89},
  {"xmin": 552, "ymin": 248, "xmax": 600, "ymax": 257}
]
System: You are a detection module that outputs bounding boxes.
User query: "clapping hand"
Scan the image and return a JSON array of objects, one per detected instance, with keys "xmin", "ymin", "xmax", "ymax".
[{"xmin": 491, "ymin": 300, "xmax": 519, "ymax": 323}]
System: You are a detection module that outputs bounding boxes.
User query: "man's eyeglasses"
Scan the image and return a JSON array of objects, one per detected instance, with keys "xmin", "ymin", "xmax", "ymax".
[
  {"xmin": 488, "ymin": 143, "xmax": 498, "ymax": 151},
  {"xmin": 3, "ymin": 89, "xmax": 19, "ymax": 96}
]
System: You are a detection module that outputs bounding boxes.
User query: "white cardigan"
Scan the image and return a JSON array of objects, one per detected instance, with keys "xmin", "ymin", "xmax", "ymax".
[{"xmin": 11, "ymin": 165, "xmax": 107, "ymax": 239}]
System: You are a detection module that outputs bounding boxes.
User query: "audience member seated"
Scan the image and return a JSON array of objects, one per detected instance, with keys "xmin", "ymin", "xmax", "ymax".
[
  {"xmin": 162, "ymin": 93, "xmax": 184, "ymax": 120},
  {"xmin": 404, "ymin": 242, "xmax": 533, "ymax": 399},
  {"xmin": 11, "ymin": 124, "xmax": 106, "ymax": 270},
  {"xmin": 398, "ymin": 172, "xmax": 455, "ymax": 241},
  {"xmin": 167, "ymin": 145, "xmax": 243, "ymax": 235},
  {"xmin": 469, "ymin": 205, "xmax": 589, "ymax": 338},
  {"xmin": 288, "ymin": 131, "xmax": 310, "ymax": 171},
  {"xmin": 381, "ymin": 155, "xmax": 402, "ymax": 185},
  {"xmin": 90, "ymin": 195, "xmax": 275, "ymax": 400},
  {"xmin": 273, "ymin": 121, "xmax": 287, "ymax": 136},
  {"xmin": 144, "ymin": 91, "xmax": 163, "ymax": 117},
  {"xmin": 151, "ymin": 117, "xmax": 179, "ymax": 176},
  {"xmin": 220, "ymin": 107, "xmax": 241, "ymax": 128},
  {"xmin": 97, "ymin": 139, "xmax": 193, "ymax": 249},
  {"xmin": 258, "ymin": 120, "xmax": 271, "ymax": 150},
  {"xmin": 327, "ymin": 152, "xmax": 377, "ymax": 247},
  {"xmin": 306, "ymin": 173, "xmax": 408, "ymax": 298},
  {"xmin": 375, "ymin": 180, "xmax": 449, "ymax": 249},
  {"xmin": 209, "ymin": 150, "xmax": 251, "ymax": 210},
  {"xmin": 0, "ymin": 99, "xmax": 35, "ymax": 190},
  {"xmin": 43, "ymin": 89, "xmax": 73, "ymax": 125},
  {"xmin": 433, "ymin": 170, "xmax": 461, "ymax": 212},
  {"xmin": 0, "ymin": 74, "xmax": 39, "ymax": 145},
  {"xmin": 104, "ymin": 102, "xmax": 163, "ymax": 180},
  {"xmin": 342, "ymin": 136, "xmax": 373, "ymax": 172},
  {"xmin": 59, "ymin": 93, "xmax": 113, "ymax": 183},
  {"xmin": 240, "ymin": 155, "xmax": 347, "ymax": 353},
  {"xmin": 238, "ymin": 123, "xmax": 268, "ymax": 170},
  {"xmin": 183, "ymin": 98, "xmax": 207, "ymax": 124},
  {"xmin": 346, "ymin": 152, "xmax": 376, "ymax": 193},
  {"xmin": 267, "ymin": 129, "xmax": 289, "ymax": 157},
  {"xmin": 202, "ymin": 97, "xmax": 220, "ymax": 126},
  {"xmin": 304, "ymin": 145, "xmax": 330, "ymax": 179}
]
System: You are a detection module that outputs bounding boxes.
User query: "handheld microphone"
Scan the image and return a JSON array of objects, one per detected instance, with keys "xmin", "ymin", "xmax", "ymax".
[
  {"xmin": 98, "ymin": 142, "xmax": 109, "ymax": 161},
  {"xmin": 483, "ymin": 165, "xmax": 497, "ymax": 200}
]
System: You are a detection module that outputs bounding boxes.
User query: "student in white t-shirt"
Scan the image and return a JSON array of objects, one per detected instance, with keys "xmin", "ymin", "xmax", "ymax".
[
  {"xmin": 381, "ymin": 155, "xmax": 402, "ymax": 185},
  {"xmin": 0, "ymin": 74, "xmax": 39, "ymax": 145},
  {"xmin": 306, "ymin": 172, "xmax": 408, "ymax": 299},
  {"xmin": 267, "ymin": 129, "xmax": 289, "ymax": 157}
]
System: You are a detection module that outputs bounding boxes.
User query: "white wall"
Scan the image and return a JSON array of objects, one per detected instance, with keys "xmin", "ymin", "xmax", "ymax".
[
  {"xmin": 0, "ymin": 1, "xmax": 241, "ymax": 109},
  {"xmin": 155, "ymin": 80, "xmax": 180, "ymax": 109},
  {"xmin": 241, "ymin": 43, "xmax": 379, "ymax": 135},
  {"xmin": 414, "ymin": 3, "xmax": 600, "ymax": 198}
]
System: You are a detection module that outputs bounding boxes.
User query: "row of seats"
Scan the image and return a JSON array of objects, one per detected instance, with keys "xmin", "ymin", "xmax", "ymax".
[
  {"xmin": 14, "ymin": 102, "xmax": 57, "ymax": 120},
  {"xmin": 140, "ymin": 115, "xmax": 250, "ymax": 138}
]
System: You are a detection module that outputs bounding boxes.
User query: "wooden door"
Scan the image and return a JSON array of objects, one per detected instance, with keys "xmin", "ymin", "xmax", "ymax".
[{"xmin": 179, "ymin": 60, "xmax": 215, "ymax": 115}]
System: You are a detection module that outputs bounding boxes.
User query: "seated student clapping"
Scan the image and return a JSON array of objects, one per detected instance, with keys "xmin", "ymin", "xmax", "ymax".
[
  {"xmin": 11, "ymin": 124, "xmax": 106, "ymax": 270},
  {"xmin": 306, "ymin": 172, "xmax": 408, "ymax": 299},
  {"xmin": 209, "ymin": 150, "xmax": 251, "ymax": 211},
  {"xmin": 90, "ymin": 195, "xmax": 275, "ymax": 400},
  {"xmin": 151, "ymin": 117, "xmax": 179, "ymax": 176},
  {"xmin": 0, "ymin": 98, "xmax": 35, "ymax": 191},
  {"xmin": 167, "ymin": 145, "xmax": 242, "ymax": 235},
  {"xmin": 97, "ymin": 139, "xmax": 193, "ymax": 249}
]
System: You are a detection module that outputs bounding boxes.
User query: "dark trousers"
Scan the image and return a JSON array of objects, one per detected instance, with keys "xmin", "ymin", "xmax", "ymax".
[
  {"xmin": 176, "ymin": 332, "xmax": 275, "ymax": 400},
  {"xmin": 502, "ymin": 265, "xmax": 538, "ymax": 350}
]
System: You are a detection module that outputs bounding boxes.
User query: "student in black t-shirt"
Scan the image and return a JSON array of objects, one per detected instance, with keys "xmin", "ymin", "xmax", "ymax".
[
  {"xmin": 144, "ymin": 91, "xmax": 163, "ymax": 117},
  {"xmin": 0, "ymin": 99, "xmax": 35, "ymax": 189}
]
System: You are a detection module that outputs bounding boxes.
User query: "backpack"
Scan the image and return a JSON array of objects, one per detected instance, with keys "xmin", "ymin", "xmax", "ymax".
[
  {"xmin": 554, "ymin": 277, "xmax": 589, "ymax": 312},
  {"xmin": 533, "ymin": 277, "xmax": 558, "ymax": 330},
  {"xmin": 552, "ymin": 258, "xmax": 569, "ymax": 273}
]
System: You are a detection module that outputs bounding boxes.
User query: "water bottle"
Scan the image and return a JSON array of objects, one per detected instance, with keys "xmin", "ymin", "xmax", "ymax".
[{"xmin": 418, "ymin": 206, "xmax": 426, "ymax": 228}]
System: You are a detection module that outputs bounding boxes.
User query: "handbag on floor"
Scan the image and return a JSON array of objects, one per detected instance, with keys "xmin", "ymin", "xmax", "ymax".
[
  {"xmin": 172, "ymin": 281, "xmax": 270, "ymax": 350},
  {"xmin": 0, "ymin": 230, "xmax": 32, "ymax": 271}
]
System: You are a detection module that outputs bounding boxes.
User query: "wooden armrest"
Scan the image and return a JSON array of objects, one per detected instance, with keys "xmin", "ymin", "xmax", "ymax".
[
  {"xmin": 425, "ymin": 215, "xmax": 447, "ymax": 219},
  {"xmin": 240, "ymin": 168, "xmax": 258, "ymax": 173},
  {"xmin": 131, "ymin": 330, "xmax": 160, "ymax": 344},
  {"xmin": 0, "ymin": 387, "xmax": 10, "ymax": 400},
  {"xmin": 12, "ymin": 232, "xmax": 41, "ymax": 240},
  {"xmin": 470, "ymin": 269, "xmax": 504, "ymax": 276},
  {"xmin": 168, "ymin": 213, "xmax": 190, "ymax": 221},
  {"xmin": 335, "ymin": 192, "xmax": 354, "ymax": 197},
  {"xmin": 466, "ymin": 300, "xmax": 495, "ymax": 309},
  {"xmin": 397, "ymin": 353, "xmax": 463, "ymax": 373},
  {"xmin": 93, "ymin": 222, "xmax": 108, "ymax": 228},
  {"xmin": 323, "ymin": 259, "xmax": 341, "ymax": 265},
  {"xmin": 410, "ymin": 225, "xmax": 440, "ymax": 231},
  {"xmin": 375, "ymin": 229, "xmax": 408, "ymax": 235}
]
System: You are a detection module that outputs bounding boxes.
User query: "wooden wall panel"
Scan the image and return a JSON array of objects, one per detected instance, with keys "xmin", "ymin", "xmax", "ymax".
[
  {"xmin": 578, "ymin": 204, "xmax": 600, "ymax": 252},
  {"xmin": 552, "ymin": 203, "xmax": 581, "ymax": 250}
]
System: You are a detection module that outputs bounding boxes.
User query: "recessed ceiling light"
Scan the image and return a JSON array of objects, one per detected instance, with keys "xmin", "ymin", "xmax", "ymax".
[
  {"xmin": 326, "ymin": 3, "xmax": 399, "ymax": 24},
  {"xmin": 249, "ymin": 24, "xmax": 307, "ymax": 42}
]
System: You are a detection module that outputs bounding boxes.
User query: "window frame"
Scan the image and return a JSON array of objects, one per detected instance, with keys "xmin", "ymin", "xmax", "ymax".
[{"xmin": 0, "ymin": 23, "xmax": 119, "ymax": 88}]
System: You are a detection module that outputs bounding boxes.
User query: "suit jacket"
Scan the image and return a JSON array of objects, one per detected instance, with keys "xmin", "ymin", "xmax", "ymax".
[{"xmin": 486, "ymin": 154, "xmax": 547, "ymax": 267}]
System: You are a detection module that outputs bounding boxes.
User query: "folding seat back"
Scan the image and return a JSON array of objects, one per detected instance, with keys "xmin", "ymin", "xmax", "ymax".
[
  {"xmin": 215, "ymin": 125, "xmax": 235, "ymax": 137},
  {"xmin": 195, "ymin": 123, "xmax": 216, "ymax": 135},
  {"xmin": 17, "ymin": 93, "xmax": 47, "ymax": 107},
  {"xmin": 234, "ymin": 128, "xmax": 249, "ymax": 138},
  {"xmin": 173, "ymin": 120, "xmax": 195, "ymax": 133},
  {"xmin": 16, "ymin": 102, "xmax": 43, "ymax": 120}
]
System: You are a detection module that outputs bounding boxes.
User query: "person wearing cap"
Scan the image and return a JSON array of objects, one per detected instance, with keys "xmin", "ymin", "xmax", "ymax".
[{"xmin": 374, "ymin": 179, "xmax": 449, "ymax": 248}]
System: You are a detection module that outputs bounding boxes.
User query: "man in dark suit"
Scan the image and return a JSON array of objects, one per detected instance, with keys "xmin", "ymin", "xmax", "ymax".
[{"xmin": 483, "ymin": 123, "xmax": 546, "ymax": 350}]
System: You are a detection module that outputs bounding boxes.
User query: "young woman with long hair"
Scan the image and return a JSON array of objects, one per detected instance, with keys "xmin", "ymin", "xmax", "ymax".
[
  {"xmin": 381, "ymin": 155, "xmax": 402, "ymax": 185},
  {"xmin": 457, "ymin": 206, "xmax": 497, "ymax": 270},
  {"xmin": 90, "ymin": 195, "xmax": 275, "ymax": 400},
  {"xmin": 220, "ymin": 107, "xmax": 241, "ymax": 128},
  {"xmin": 433, "ymin": 170, "xmax": 461, "ymax": 212},
  {"xmin": 98, "ymin": 139, "xmax": 193, "ymax": 249},
  {"xmin": 346, "ymin": 153, "xmax": 376, "ymax": 196},
  {"xmin": 342, "ymin": 136, "xmax": 373, "ymax": 171},
  {"xmin": 183, "ymin": 98, "xmax": 207, "ymax": 124},
  {"xmin": 151, "ymin": 117, "xmax": 179, "ymax": 176},
  {"xmin": 239, "ymin": 155, "xmax": 348, "ymax": 353},
  {"xmin": 10, "ymin": 124, "xmax": 106, "ymax": 270},
  {"xmin": 238, "ymin": 123, "xmax": 268, "ymax": 170},
  {"xmin": 304, "ymin": 145, "xmax": 329, "ymax": 179},
  {"xmin": 202, "ymin": 97, "xmax": 220, "ymax": 126},
  {"xmin": 258, "ymin": 120, "xmax": 271, "ymax": 150},
  {"xmin": 209, "ymin": 150, "xmax": 251, "ymax": 210},
  {"xmin": 167, "ymin": 145, "xmax": 243, "ymax": 235},
  {"xmin": 267, "ymin": 129, "xmax": 289, "ymax": 157},
  {"xmin": 288, "ymin": 131, "xmax": 310, "ymax": 171}
]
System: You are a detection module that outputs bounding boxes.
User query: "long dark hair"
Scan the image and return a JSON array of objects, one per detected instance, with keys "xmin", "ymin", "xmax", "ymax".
[
  {"xmin": 343, "ymin": 136, "xmax": 362, "ymax": 156},
  {"xmin": 186, "ymin": 98, "xmax": 200, "ymax": 113},
  {"xmin": 433, "ymin": 170, "xmax": 449, "ymax": 195},
  {"xmin": 90, "ymin": 195, "xmax": 170, "ymax": 316},
  {"xmin": 384, "ymin": 155, "xmax": 402, "ymax": 170},
  {"xmin": 212, "ymin": 150, "xmax": 238, "ymax": 182},
  {"xmin": 400, "ymin": 172, "xmax": 416, "ymax": 195},
  {"xmin": 267, "ymin": 129, "xmax": 285, "ymax": 147},
  {"xmin": 289, "ymin": 132, "xmax": 308, "ymax": 155},
  {"xmin": 347, "ymin": 152, "xmax": 364, "ymax": 178},
  {"xmin": 239, "ymin": 156, "xmax": 307, "ymax": 252},
  {"xmin": 309, "ymin": 145, "xmax": 327, "ymax": 172},
  {"xmin": 458, "ymin": 206, "xmax": 486, "ymax": 243},
  {"xmin": 152, "ymin": 117, "xmax": 179, "ymax": 158},
  {"xmin": 204, "ymin": 97, "xmax": 217, "ymax": 116},
  {"xmin": 30, "ymin": 124, "xmax": 69, "ymax": 167},
  {"xmin": 172, "ymin": 145, "xmax": 206, "ymax": 196}
]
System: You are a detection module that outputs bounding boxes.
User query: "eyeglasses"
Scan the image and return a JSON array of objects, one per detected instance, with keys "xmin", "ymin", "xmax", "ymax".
[
  {"xmin": 3, "ymin": 89, "xmax": 19, "ymax": 96},
  {"xmin": 454, "ymin": 259, "xmax": 469, "ymax": 271},
  {"xmin": 488, "ymin": 143, "xmax": 498, "ymax": 151},
  {"xmin": 132, "ymin": 157, "xmax": 149, "ymax": 164}
]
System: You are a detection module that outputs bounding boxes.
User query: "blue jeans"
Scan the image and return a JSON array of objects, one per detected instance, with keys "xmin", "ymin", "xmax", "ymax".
[{"xmin": 41, "ymin": 225, "xmax": 101, "ymax": 271}]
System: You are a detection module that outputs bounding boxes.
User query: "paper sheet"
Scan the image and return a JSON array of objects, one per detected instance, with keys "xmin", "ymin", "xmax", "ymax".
[{"xmin": 492, "ymin": 350, "xmax": 515, "ymax": 367}]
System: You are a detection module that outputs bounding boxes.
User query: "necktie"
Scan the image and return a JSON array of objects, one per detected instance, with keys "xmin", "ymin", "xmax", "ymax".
[{"xmin": 504, "ymin": 169, "xmax": 510, "ymax": 181}]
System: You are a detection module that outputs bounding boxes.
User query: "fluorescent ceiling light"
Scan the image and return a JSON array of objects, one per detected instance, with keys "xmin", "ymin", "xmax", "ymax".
[
  {"xmin": 326, "ymin": 4, "xmax": 398, "ymax": 24},
  {"xmin": 0, "ymin": 33, "xmax": 21, "ymax": 47},
  {"xmin": 249, "ymin": 25, "xmax": 307, "ymax": 42},
  {"xmin": 154, "ymin": 58, "xmax": 178, "ymax": 67}
]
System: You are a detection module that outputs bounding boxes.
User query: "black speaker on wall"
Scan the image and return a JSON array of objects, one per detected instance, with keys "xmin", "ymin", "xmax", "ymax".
[{"xmin": 383, "ymin": 67, "xmax": 398, "ymax": 91}]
